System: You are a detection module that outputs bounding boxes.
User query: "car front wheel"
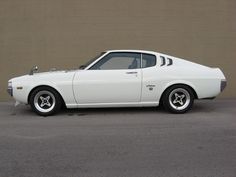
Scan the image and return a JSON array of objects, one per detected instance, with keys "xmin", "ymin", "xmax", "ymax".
[
  {"xmin": 29, "ymin": 87, "xmax": 62, "ymax": 116},
  {"xmin": 162, "ymin": 85, "xmax": 194, "ymax": 113}
]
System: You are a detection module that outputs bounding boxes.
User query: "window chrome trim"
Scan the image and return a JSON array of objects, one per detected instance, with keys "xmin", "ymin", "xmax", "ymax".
[{"xmin": 88, "ymin": 52, "xmax": 142, "ymax": 70}]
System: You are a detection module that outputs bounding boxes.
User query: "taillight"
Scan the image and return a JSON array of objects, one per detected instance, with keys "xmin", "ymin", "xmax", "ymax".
[{"xmin": 220, "ymin": 80, "xmax": 227, "ymax": 92}]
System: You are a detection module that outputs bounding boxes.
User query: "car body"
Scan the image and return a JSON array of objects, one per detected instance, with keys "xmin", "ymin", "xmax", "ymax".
[{"xmin": 7, "ymin": 50, "xmax": 227, "ymax": 116}]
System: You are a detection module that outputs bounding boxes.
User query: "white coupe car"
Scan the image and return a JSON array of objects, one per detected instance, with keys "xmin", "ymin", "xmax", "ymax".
[{"xmin": 7, "ymin": 50, "xmax": 227, "ymax": 116}]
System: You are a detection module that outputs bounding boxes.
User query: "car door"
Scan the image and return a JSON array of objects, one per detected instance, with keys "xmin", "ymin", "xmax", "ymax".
[
  {"xmin": 140, "ymin": 53, "xmax": 159, "ymax": 102},
  {"xmin": 73, "ymin": 52, "xmax": 142, "ymax": 104}
]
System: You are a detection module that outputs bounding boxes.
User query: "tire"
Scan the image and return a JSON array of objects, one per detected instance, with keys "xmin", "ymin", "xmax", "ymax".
[
  {"xmin": 29, "ymin": 86, "xmax": 62, "ymax": 116},
  {"xmin": 162, "ymin": 85, "xmax": 194, "ymax": 114}
]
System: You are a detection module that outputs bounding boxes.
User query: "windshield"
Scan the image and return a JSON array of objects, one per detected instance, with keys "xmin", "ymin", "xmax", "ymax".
[{"xmin": 79, "ymin": 52, "xmax": 106, "ymax": 69}]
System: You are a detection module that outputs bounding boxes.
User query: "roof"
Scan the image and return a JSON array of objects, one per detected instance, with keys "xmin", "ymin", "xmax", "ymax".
[{"xmin": 105, "ymin": 49, "xmax": 158, "ymax": 55}]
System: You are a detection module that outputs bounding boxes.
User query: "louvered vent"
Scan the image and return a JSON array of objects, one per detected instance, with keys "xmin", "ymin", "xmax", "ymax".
[{"xmin": 160, "ymin": 56, "xmax": 173, "ymax": 66}]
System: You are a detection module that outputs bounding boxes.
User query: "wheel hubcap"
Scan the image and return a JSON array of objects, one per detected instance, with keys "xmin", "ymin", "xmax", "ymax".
[
  {"xmin": 34, "ymin": 91, "xmax": 56, "ymax": 113},
  {"xmin": 169, "ymin": 88, "xmax": 190, "ymax": 110}
]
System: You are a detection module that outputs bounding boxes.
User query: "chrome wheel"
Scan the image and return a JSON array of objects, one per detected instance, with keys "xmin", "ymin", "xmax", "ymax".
[
  {"xmin": 168, "ymin": 88, "xmax": 191, "ymax": 111},
  {"xmin": 33, "ymin": 90, "xmax": 56, "ymax": 113}
]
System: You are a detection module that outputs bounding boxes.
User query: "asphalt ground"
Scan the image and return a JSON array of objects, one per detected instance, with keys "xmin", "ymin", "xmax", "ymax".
[{"xmin": 0, "ymin": 99, "xmax": 235, "ymax": 177}]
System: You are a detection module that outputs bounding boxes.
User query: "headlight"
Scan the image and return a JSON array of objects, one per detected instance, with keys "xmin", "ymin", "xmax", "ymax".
[{"xmin": 8, "ymin": 81, "xmax": 12, "ymax": 87}]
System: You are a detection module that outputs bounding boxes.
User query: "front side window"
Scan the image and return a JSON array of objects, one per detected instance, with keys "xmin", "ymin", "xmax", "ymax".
[
  {"xmin": 142, "ymin": 53, "xmax": 156, "ymax": 68},
  {"xmin": 89, "ymin": 52, "xmax": 141, "ymax": 70}
]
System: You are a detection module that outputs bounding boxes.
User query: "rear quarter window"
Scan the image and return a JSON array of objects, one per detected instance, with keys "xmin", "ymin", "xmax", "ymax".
[{"xmin": 142, "ymin": 54, "xmax": 156, "ymax": 68}]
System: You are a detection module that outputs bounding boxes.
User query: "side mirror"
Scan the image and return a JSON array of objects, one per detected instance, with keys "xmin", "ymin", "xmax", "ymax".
[{"xmin": 29, "ymin": 66, "xmax": 38, "ymax": 75}]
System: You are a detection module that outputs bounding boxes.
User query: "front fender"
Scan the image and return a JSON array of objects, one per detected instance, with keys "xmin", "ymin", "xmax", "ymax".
[
  {"xmin": 13, "ymin": 78, "xmax": 77, "ymax": 107},
  {"xmin": 12, "ymin": 81, "xmax": 63, "ymax": 104}
]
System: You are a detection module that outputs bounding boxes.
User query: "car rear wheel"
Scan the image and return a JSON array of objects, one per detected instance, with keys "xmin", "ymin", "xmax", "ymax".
[
  {"xmin": 162, "ymin": 85, "xmax": 194, "ymax": 113},
  {"xmin": 29, "ymin": 87, "xmax": 62, "ymax": 116}
]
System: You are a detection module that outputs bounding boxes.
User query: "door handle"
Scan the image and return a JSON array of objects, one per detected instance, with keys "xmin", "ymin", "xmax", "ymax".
[{"xmin": 126, "ymin": 71, "xmax": 138, "ymax": 74}]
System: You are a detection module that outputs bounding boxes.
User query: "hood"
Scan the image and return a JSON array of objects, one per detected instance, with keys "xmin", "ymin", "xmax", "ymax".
[
  {"xmin": 9, "ymin": 70, "xmax": 77, "ymax": 83},
  {"xmin": 33, "ymin": 70, "xmax": 70, "ymax": 76}
]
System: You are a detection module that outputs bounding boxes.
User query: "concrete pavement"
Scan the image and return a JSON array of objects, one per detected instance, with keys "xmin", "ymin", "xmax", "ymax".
[{"xmin": 0, "ymin": 99, "xmax": 235, "ymax": 177}]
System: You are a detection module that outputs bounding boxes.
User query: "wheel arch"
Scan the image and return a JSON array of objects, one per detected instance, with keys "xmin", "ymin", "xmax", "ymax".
[
  {"xmin": 27, "ymin": 85, "xmax": 66, "ymax": 107},
  {"xmin": 159, "ymin": 83, "xmax": 198, "ymax": 103}
]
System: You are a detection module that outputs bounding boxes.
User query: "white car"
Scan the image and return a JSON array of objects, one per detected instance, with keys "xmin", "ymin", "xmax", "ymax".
[{"xmin": 7, "ymin": 50, "xmax": 227, "ymax": 116}]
